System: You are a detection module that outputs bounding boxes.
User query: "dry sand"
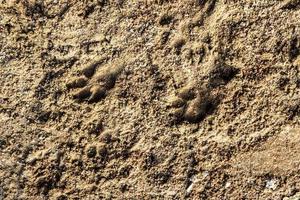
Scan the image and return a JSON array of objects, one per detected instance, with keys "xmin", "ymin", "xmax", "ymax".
[{"xmin": 0, "ymin": 0, "xmax": 300, "ymax": 199}]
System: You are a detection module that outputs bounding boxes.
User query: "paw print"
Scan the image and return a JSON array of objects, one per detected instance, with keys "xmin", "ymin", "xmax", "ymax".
[
  {"xmin": 66, "ymin": 59, "xmax": 123, "ymax": 103},
  {"xmin": 167, "ymin": 59, "xmax": 238, "ymax": 124},
  {"xmin": 167, "ymin": 85, "xmax": 216, "ymax": 123}
]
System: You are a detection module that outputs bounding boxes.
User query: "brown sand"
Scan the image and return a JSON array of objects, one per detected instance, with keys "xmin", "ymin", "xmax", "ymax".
[{"xmin": 0, "ymin": 0, "xmax": 299, "ymax": 199}]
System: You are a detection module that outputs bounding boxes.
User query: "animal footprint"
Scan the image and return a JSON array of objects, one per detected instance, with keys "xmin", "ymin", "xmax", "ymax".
[
  {"xmin": 66, "ymin": 59, "xmax": 123, "ymax": 103},
  {"xmin": 168, "ymin": 59, "xmax": 238, "ymax": 124},
  {"xmin": 167, "ymin": 85, "xmax": 216, "ymax": 123}
]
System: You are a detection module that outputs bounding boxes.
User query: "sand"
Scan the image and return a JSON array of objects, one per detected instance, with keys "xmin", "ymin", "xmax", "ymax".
[{"xmin": 0, "ymin": 0, "xmax": 299, "ymax": 199}]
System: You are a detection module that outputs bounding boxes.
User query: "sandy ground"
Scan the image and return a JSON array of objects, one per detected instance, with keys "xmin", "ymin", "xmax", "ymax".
[{"xmin": 0, "ymin": 0, "xmax": 300, "ymax": 199}]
